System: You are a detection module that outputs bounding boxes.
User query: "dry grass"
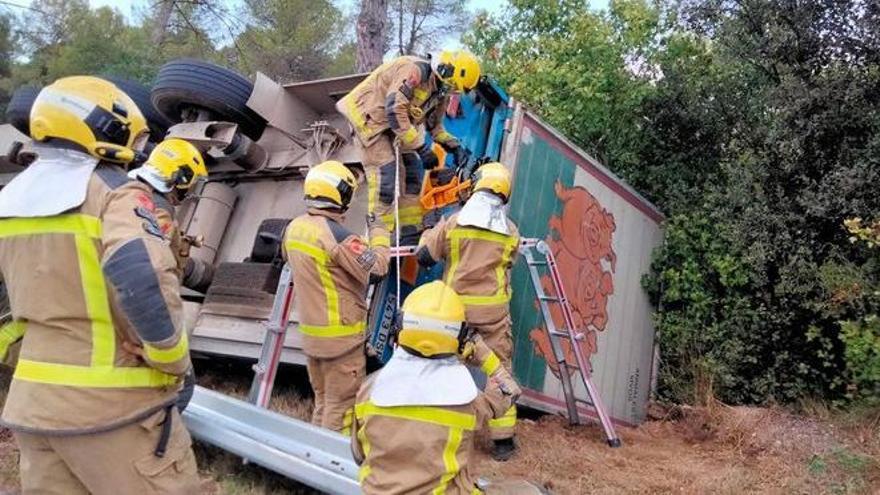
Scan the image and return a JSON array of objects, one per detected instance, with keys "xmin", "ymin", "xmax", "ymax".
[{"xmin": 0, "ymin": 362, "xmax": 878, "ymax": 495}]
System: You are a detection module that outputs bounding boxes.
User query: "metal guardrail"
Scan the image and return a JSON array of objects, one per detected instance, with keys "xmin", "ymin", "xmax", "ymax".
[{"xmin": 182, "ymin": 386, "xmax": 360, "ymax": 495}]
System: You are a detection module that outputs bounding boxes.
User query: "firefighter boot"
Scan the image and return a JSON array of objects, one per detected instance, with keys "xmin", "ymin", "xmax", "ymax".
[{"xmin": 492, "ymin": 437, "xmax": 517, "ymax": 461}]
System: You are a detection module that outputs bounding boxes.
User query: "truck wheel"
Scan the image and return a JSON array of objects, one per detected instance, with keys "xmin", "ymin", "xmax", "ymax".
[
  {"xmin": 5, "ymin": 86, "xmax": 41, "ymax": 136},
  {"xmin": 104, "ymin": 76, "xmax": 173, "ymax": 142},
  {"xmin": 151, "ymin": 59, "xmax": 267, "ymax": 141}
]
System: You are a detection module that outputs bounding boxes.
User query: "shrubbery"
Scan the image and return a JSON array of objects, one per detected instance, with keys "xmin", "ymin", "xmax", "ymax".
[{"xmin": 468, "ymin": 0, "xmax": 880, "ymax": 405}]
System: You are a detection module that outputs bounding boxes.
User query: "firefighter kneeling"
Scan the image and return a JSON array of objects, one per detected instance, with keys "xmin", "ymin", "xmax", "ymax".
[
  {"xmin": 417, "ymin": 162, "xmax": 521, "ymax": 460},
  {"xmin": 351, "ymin": 281, "xmax": 546, "ymax": 494}
]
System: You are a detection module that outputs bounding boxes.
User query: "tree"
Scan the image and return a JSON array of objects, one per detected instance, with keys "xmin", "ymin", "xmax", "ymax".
[
  {"xmin": 389, "ymin": 0, "xmax": 469, "ymax": 55},
  {"xmin": 356, "ymin": 0, "xmax": 388, "ymax": 71},
  {"xmin": 464, "ymin": 0, "xmax": 666, "ymax": 173},
  {"xmin": 0, "ymin": 13, "xmax": 13, "ymax": 117},
  {"xmin": 236, "ymin": 0, "xmax": 350, "ymax": 82}
]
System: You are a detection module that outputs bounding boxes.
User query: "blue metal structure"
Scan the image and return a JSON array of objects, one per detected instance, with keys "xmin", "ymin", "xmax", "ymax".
[{"xmin": 365, "ymin": 79, "xmax": 511, "ymax": 365}]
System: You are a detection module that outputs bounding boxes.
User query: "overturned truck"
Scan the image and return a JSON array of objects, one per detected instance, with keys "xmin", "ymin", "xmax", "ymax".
[{"xmin": 0, "ymin": 59, "xmax": 663, "ymax": 432}]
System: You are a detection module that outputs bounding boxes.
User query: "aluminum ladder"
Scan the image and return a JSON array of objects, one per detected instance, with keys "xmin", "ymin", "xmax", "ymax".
[
  {"xmin": 519, "ymin": 239, "xmax": 621, "ymax": 447},
  {"xmin": 248, "ymin": 247, "xmax": 416, "ymax": 408},
  {"xmin": 248, "ymin": 264, "xmax": 295, "ymax": 408}
]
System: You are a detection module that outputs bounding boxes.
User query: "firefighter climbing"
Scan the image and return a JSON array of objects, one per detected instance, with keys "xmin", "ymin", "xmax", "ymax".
[{"xmin": 335, "ymin": 50, "xmax": 481, "ymax": 235}]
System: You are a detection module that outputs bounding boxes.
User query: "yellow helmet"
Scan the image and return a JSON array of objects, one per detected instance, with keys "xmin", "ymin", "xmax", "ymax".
[
  {"xmin": 29, "ymin": 76, "xmax": 149, "ymax": 164},
  {"xmin": 472, "ymin": 162, "xmax": 512, "ymax": 202},
  {"xmin": 435, "ymin": 50, "xmax": 481, "ymax": 93},
  {"xmin": 304, "ymin": 160, "xmax": 357, "ymax": 210},
  {"xmin": 131, "ymin": 139, "xmax": 207, "ymax": 193},
  {"xmin": 398, "ymin": 281, "xmax": 467, "ymax": 358}
]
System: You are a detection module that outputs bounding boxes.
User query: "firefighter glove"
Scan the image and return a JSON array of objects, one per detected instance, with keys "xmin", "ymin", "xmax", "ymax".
[{"xmin": 417, "ymin": 142, "xmax": 439, "ymax": 170}]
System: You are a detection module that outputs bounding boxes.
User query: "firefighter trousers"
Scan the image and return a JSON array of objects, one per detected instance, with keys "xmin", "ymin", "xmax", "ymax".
[
  {"xmin": 15, "ymin": 407, "xmax": 199, "ymax": 495},
  {"xmin": 473, "ymin": 315, "xmax": 517, "ymax": 440},
  {"xmin": 307, "ymin": 348, "xmax": 365, "ymax": 434},
  {"xmin": 360, "ymin": 133, "xmax": 425, "ymax": 234}
]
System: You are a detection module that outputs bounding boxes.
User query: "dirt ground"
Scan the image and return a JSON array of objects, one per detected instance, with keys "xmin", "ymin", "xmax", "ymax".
[{"xmin": 0, "ymin": 359, "xmax": 878, "ymax": 495}]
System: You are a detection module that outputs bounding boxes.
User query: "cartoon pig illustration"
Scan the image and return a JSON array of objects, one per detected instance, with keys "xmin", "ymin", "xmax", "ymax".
[{"xmin": 530, "ymin": 182, "xmax": 616, "ymax": 379}]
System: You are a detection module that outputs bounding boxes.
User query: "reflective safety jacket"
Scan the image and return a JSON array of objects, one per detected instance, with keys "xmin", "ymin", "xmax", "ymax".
[
  {"xmin": 350, "ymin": 355, "xmax": 517, "ymax": 495},
  {"xmin": 417, "ymin": 213, "xmax": 521, "ymax": 324},
  {"xmin": 153, "ymin": 194, "xmax": 187, "ymax": 278},
  {"xmin": 336, "ymin": 56, "xmax": 460, "ymax": 151},
  {"xmin": 283, "ymin": 209, "xmax": 390, "ymax": 358},
  {"xmin": 0, "ymin": 163, "xmax": 190, "ymax": 434}
]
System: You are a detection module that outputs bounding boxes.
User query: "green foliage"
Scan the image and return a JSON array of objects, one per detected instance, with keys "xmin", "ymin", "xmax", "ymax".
[
  {"xmin": 0, "ymin": 0, "xmax": 357, "ymax": 119},
  {"xmin": 468, "ymin": 0, "xmax": 880, "ymax": 405},
  {"xmin": 464, "ymin": 0, "xmax": 665, "ymax": 169},
  {"xmin": 840, "ymin": 317, "xmax": 880, "ymax": 403},
  {"xmin": 236, "ymin": 0, "xmax": 351, "ymax": 82}
]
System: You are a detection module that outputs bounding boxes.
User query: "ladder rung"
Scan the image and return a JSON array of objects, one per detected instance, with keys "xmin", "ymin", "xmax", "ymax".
[
  {"xmin": 549, "ymin": 331, "xmax": 586, "ymax": 341},
  {"xmin": 527, "ymin": 261, "xmax": 548, "ymax": 266},
  {"xmin": 538, "ymin": 295, "xmax": 559, "ymax": 302},
  {"xmin": 575, "ymin": 398, "xmax": 594, "ymax": 406}
]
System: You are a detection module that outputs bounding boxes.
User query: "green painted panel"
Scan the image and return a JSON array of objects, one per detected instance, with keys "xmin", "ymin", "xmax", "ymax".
[{"xmin": 508, "ymin": 130, "xmax": 576, "ymax": 390}]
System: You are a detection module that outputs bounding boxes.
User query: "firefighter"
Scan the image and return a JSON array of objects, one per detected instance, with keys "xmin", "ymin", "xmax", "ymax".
[
  {"xmin": 336, "ymin": 50, "xmax": 480, "ymax": 237},
  {"xmin": 416, "ymin": 162, "xmax": 521, "ymax": 460},
  {"xmin": 129, "ymin": 137, "xmax": 208, "ymax": 412},
  {"xmin": 351, "ymin": 281, "xmax": 545, "ymax": 494},
  {"xmin": 0, "ymin": 76, "xmax": 198, "ymax": 493},
  {"xmin": 128, "ymin": 137, "xmax": 208, "ymax": 281},
  {"xmin": 283, "ymin": 160, "xmax": 390, "ymax": 432}
]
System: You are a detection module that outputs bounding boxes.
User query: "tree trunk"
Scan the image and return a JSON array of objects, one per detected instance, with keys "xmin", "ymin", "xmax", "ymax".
[
  {"xmin": 151, "ymin": 0, "xmax": 175, "ymax": 46},
  {"xmin": 356, "ymin": 0, "xmax": 388, "ymax": 72}
]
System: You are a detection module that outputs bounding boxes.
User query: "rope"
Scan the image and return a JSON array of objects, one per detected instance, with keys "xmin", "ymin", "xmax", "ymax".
[{"xmin": 393, "ymin": 143, "xmax": 402, "ymax": 310}]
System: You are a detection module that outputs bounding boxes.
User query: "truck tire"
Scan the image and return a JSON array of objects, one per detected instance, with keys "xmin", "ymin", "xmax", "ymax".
[
  {"xmin": 104, "ymin": 76, "xmax": 173, "ymax": 142},
  {"xmin": 151, "ymin": 59, "xmax": 267, "ymax": 141},
  {"xmin": 5, "ymin": 86, "xmax": 41, "ymax": 136}
]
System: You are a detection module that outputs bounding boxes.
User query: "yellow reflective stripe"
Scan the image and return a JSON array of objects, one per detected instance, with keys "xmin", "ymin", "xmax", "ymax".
[
  {"xmin": 342, "ymin": 407, "xmax": 353, "ymax": 436},
  {"xmin": 357, "ymin": 417, "xmax": 373, "ymax": 482},
  {"xmin": 459, "ymin": 293, "xmax": 512, "ymax": 306},
  {"xmin": 299, "ymin": 321, "xmax": 365, "ymax": 338},
  {"xmin": 445, "ymin": 235, "xmax": 461, "ymax": 287},
  {"xmin": 366, "ymin": 169, "xmax": 378, "ymax": 214},
  {"xmin": 488, "ymin": 405, "xmax": 517, "ymax": 428},
  {"xmin": 286, "ymin": 240, "xmax": 330, "ymax": 264},
  {"xmin": 0, "ymin": 321, "xmax": 26, "ymax": 360},
  {"xmin": 359, "ymin": 464, "xmax": 372, "ymax": 483},
  {"xmin": 75, "ymin": 235, "xmax": 115, "ymax": 367},
  {"xmin": 472, "ymin": 489, "xmax": 483, "ymax": 495},
  {"xmin": 287, "ymin": 239, "xmax": 340, "ymax": 326},
  {"xmin": 0, "ymin": 214, "xmax": 101, "ymax": 239},
  {"xmin": 370, "ymin": 235, "xmax": 390, "ymax": 248},
  {"xmin": 433, "ymin": 427, "xmax": 464, "ymax": 495},
  {"xmin": 481, "ymin": 352, "xmax": 501, "ymax": 376},
  {"xmin": 381, "ymin": 206, "xmax": 425, "ymax": 228},
  {"xmin": 413, "ymin": 88, "xmax": 429, "ymax": 104},
  {"xmin": 448, "ymin": 228, "xmax": 517, "ymax": 245},
  {"xmin": 400, "ymin": 127, "xmax": 419, "ymax": 145},
  {"xmin": 346, "ymin": 97, "xmax": 369, "ymax": 136},
  {"xmin": 15, "ymin": 359, "xmax": 178, "ymax": 388},
  {"xmin": 144, "ymin": 333, "xmax": 189, "ymax": 364},
  {"xmin": 355, "ymin": 401, "xmax": 477, "ymax": 430},
  {"xmin": 435, "ymin": 131, "xmax": 455, "ymax": 144},
  {"xmin": 446, "ymin": 227, "xmax": 518, "ymax": 306}
]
